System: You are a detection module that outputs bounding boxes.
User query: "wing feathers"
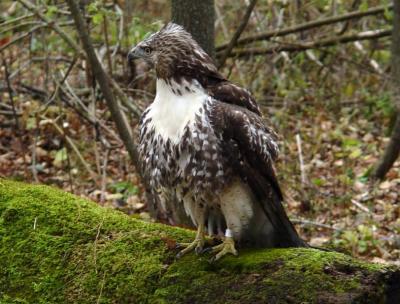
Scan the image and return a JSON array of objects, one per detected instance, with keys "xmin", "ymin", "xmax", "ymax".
[{"xmin": 211, "ymin": 102, "xmax": 305, "ymax": 247}]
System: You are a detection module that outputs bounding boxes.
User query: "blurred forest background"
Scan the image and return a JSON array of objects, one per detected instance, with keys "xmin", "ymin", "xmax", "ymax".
[{"xmin": 0, "ymin": 0, "xmax": 399, "ymax": 264}]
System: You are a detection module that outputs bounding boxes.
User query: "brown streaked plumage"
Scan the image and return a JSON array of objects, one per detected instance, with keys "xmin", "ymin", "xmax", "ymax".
[{"xmin": 129, "ymin": 23, "xmax": 305, "ymax": 260}]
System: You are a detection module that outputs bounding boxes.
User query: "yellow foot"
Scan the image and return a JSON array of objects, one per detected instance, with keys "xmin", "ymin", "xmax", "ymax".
[
  {"xmin": 176, "ymin": 237, "xmax": 205, "ymax": 258},
  {"xmin": 210, "ymin": 236, "xmax": 238, "ymax": 262}
]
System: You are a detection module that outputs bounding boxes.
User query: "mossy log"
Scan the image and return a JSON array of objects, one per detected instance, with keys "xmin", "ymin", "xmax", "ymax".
[{"xmin": 0, "ymin": 180, "xmax": 399, "ymax": 304}]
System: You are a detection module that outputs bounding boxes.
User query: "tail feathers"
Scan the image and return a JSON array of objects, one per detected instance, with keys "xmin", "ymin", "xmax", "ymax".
[{"xmin": 240, "ymin": 164, "xmax": 307, "ymax": 248}]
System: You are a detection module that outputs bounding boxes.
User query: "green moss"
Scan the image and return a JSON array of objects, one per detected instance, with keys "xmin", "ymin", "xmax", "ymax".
[{"xmin": 0, "ymin": 179, "xmax": 398, "ymax": 304}]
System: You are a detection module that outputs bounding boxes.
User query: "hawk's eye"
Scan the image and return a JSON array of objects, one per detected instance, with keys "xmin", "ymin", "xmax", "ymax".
[{"xmin": 143, "ymin": 47, "xmax": 152, "ymax": 55}]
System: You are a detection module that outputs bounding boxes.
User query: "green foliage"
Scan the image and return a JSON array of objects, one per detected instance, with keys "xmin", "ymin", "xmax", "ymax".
[
  {"xmin": 366, "ymin": 93, "xmax": 395, "ymax": 119},
  {"xmin": 45, "ymin": 5, "xmax": 58, "ymax": 19},
  {"xmin": 335, "ymin": 224, "xmax": 382, "ymax": 256},
  {"xmin": 108, "ymin": 181, "xmax": 138, "ymax": 199}
]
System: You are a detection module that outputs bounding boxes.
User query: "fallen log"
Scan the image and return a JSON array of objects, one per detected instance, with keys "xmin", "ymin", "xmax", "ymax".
[{"xmin": 0, "ymin": 179, "xmax": 399, "ymax": 303}]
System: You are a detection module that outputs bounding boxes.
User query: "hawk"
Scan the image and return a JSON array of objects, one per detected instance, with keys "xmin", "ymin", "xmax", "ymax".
[{"xmin": 128, "ymin": 23, "xmax": 305, "ymax": 260}]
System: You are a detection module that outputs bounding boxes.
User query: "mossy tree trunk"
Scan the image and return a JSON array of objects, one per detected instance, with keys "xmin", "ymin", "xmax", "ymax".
[
  {"xmin": 0, "ymin": 180, "xmax": 399, "ymax": 303},
  {"xmin": 171, "ymin": 0, "xmax": 215, "ymax": 58}
]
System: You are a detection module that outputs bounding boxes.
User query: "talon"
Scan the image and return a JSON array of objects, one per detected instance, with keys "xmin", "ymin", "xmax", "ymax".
[
  {"xmin": 201, "ymin": 247, "xmax": 213, "ymax": 254},
  {"xmin": 175, "ymin": 242, "xmax": 190, "ymax": 249},
  {"xmin": 195, "ymin": 244, "xmax": 204, "ymax": 255},
  {"xmin": 176, "ymin": 237, "xmax": 205, "ymax": 257},
  {"xmin": 176, "ymin": 220, "xmax": 206, "ymax": 257},
  {"xmin": 209, "ymin": 236, "xmax": 238, "ymax": 261}
]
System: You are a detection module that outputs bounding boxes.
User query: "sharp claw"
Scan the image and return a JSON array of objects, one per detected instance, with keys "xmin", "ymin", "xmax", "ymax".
[
  {"xmin": 201, "ymin": 247, "xmax": 213, "ymax": 254},
  {"xmin": 175, "ymin": 238, "xmax": 205, "ymax": 258},
  {"xmin": 195, "ymin": 245, "xmax": 203, "ymax": 255},
  {"xmin": 209, "ymin": 236, "xmax": 238, "ymax": 261}
]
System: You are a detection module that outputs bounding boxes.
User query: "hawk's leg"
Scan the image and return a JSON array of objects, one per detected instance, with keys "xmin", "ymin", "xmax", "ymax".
[
  {"xmin": 176, "ymin": 212, "xmax": 205, "ymax": 258},
  {"xmin": 210, "ymin": 229, "xmax": 238, "ymax": 261}
]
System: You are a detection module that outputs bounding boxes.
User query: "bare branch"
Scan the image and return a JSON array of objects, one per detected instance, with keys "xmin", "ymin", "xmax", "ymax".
[
  {"xmin": 216, "ymin": 4, "xmax": 393, "ymax": 51},
  {"xmin": 219, "ymin": 29, "xmax": 391, "ymax": 58}
]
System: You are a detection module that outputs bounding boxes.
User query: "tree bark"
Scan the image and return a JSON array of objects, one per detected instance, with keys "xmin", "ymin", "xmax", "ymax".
[
  {"xmin": 171, "ymin": 0, "xmax": 215, "ymax": 58},
  {"xmin": 373, "ymin": 0, "xmax": 400, "ymax": 180},
  {"xmin": 1, "ymin": 179, "xmax": 399, "ymax": 304}
]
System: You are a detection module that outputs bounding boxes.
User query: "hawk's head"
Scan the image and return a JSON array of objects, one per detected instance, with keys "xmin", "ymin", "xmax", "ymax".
[{"xmin": 128, "ymin": 23, "xmax": 216, "ymax": 79}]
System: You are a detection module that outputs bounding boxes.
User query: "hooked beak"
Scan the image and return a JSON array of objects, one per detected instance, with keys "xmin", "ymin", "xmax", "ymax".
[{"xmin": 127, "ymin": 46, "xmax": 143, "ymax": 62}]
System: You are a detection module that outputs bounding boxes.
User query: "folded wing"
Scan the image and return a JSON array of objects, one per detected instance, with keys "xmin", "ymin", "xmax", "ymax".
[{"xmin": 210, "ymin": 101, "xmax": 305, "ymax": 247}]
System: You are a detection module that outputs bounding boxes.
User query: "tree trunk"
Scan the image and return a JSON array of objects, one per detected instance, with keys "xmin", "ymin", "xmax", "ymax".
[
  {"xmin": 1, "ymin": 180, "xmax": 399, "ymax": 304},
  {"xmin": 373, "ymin": 0, "xmax": 400, "ymax": 180},
  {"xmin": 171, "ymin": 0, "xmax": 215, "ymax": 58}
]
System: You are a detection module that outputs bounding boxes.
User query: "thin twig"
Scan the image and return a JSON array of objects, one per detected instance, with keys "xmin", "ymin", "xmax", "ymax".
[
  {"xmin": 0, "ymin": 110, "xmax": 22, "ymax": 116},
  {"xmin": 353, "ymin": 41, "xmax": 383, "ymax": 74},
  {"xmin": 218, "ymin": 0, "xmax": 257, "ymax": 69},
  {"xmin": 350, "ymin": 199, "xmax": 372, "ymax": 214},
  {"xmin": 291, "ymin": 218, "xmax": 342, "ymax": 232},
  {"xmin": 45, "ymin": 118, "xmax": 99, "ymax": 181},
  {"xmin": 111, "ymin": 4, "xmax": 124, "ymax": 58},
  {"xmin": 31, "ymin": 121, "xmax": 40, "ymax": 183},
  {"xmin": 0, "ymin": 24, "xmax": 45, "ymax": 53},
  {"xmin": 0, "ymin": 20, "xmax": 42, "ymax": 36},
  {"xmin": 103, "ymin": 14, "xmax": 113, "ymax": 74},
  {"xmin": 96, "ymin": 272, "xmax": 106, "ymax": 304},
  {"xmin": 93, "ymin": 218, "xmax": 104, "ymax": 274},
  {"xmin": 41, "ymin": 56, "xmax": 78, "ymax": 111},
  {"xmin": 295, "ymin": 134, "xmax": 307, "ymax": 185},
  {"xmin": 0, "ymin": 13, "xmax": 34, "ymax": 28},
  {"xmin": 100, "ymin": 149, "xmax": 110, "ymax": 205},
  {"xmin": 3, "ymin": 58, "xmax": 29, "ymax": 177},
  {"xmin": 2, "ymin": 59, "xmax": 20, "ymax": 131},
  {"xmin": 57, "ymin": 83, "xmax": 121, "ymax": 143}
]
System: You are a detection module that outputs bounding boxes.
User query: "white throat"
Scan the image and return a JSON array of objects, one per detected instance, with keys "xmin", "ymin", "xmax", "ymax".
[{"xmin": 147, "ymin": 79, "xmax": 208, "ymax": 144}]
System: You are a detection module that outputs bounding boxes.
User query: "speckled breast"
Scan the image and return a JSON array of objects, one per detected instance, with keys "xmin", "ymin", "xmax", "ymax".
[{"xmin": 139, "ymin": 102, "xmax": 233, "ymax": 202}]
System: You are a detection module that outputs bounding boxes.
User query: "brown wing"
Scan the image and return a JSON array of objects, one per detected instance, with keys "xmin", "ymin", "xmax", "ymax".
[
  {"xmin": 206, "ymin": 82, "xmax": 261, "ymax": 116},
  {"xmin": 210, "ymin": 102, "xmax": 280, "ymax": 195},
  {"xmin": 210, "ymin": 102, "xmax": 305, "ymax": 247},
  {"xmin": 173, "ymin": 53, "xmax": 261, "ymax": 115}
]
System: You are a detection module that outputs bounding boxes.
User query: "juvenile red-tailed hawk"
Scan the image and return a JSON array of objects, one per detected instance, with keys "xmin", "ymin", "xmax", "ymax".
[{"xmin": 128, "ymin": 23, "xmax": 305, "ymax": 260}]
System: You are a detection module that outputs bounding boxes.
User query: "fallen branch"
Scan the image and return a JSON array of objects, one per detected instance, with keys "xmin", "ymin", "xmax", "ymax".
[
  {"xmin": 216, "ymin": 4, "xmax": 393, "ymax": 51},
  {"xmin": 220, "ymin": 29, "xmax": 391, "ymax": 58},
  {"xmin": 291, "ymin": 218, "xmax": 342, "ymax": 232}
]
